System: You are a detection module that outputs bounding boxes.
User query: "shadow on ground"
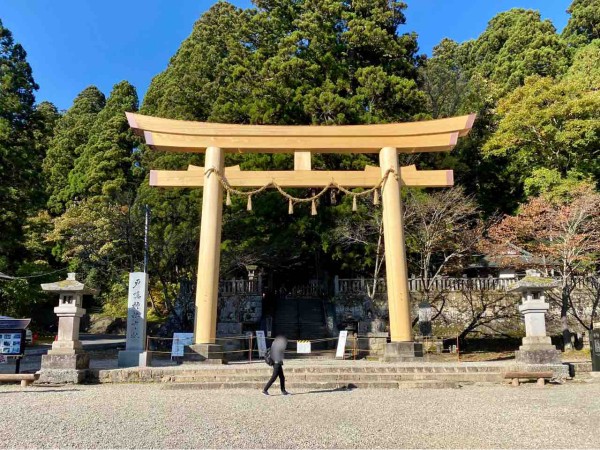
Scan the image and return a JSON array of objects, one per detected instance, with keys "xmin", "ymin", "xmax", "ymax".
[{"xmin": 274, "ymin": 386, "xmax": 356, "ymax": 396}]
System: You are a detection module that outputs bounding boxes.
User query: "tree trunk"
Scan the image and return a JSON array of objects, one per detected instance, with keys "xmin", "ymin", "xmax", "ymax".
[{"xmin": 561, "ymin": 288, "xmax": 571, "ymax": 350}]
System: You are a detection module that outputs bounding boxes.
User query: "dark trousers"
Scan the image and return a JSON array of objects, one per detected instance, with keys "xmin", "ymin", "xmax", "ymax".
[{"xmin": 264, "ymin": 363, "xmax": 285, "ymax": 392}]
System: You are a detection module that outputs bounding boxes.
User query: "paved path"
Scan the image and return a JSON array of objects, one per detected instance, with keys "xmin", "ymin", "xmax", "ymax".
[
  {"xmin": 1, "ymin": 381, "xmax": 599, "ymax": 448},
  {"xmin": 0, "ymin": 335, "xmax": 126, "ymax": 374}
]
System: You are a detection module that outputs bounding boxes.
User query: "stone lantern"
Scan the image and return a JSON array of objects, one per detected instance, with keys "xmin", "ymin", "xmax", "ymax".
[
  {"xmin": 245, "ymin": 264, "xmax": 258, "ymax": 281},
  {"xmin": 509, "ymin": 269, "xmax": 561, "ymax": 365},
  {"xmin": 39, "ymin": 273, "xmax": 97, "ymax": 383}
]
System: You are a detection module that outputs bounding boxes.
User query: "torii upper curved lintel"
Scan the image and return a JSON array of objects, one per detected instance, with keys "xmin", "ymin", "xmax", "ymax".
[{"xmin": 126, "ymin": 113, "xmax": 476, "ymax": 153}]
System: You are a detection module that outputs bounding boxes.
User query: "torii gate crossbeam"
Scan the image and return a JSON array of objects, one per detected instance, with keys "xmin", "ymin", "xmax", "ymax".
[{"xmin": 127, "ymin": 112, "xmax": 475, "ymax": 361}]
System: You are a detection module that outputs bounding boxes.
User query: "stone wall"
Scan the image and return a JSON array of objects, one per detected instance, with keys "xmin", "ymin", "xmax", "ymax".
[
  {"xmin": 218, "ymin": 294, "xmax": 262, "ymax": 324},
  {"xmin": 330, "ymin": 284, "xmax": 598, "ymax": 339}
]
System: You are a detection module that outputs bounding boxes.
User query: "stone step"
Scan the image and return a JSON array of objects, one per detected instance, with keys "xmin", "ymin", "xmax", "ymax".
[
  {"xmin": 146, "ymin": 365, "xmax": 503, "ymax": 376},
  {"xmin": 96, "ymin": 365, "xmax": 505, "ymax": 383},
  {"xmin": 284, "ymin": 353, "xmax": 334, "ymax": 359},
  {"xmin": 161, "ymin": 380, "xmax": 462, "ymax": 390},
  {"xmin": 167, "ymin": 372, "xmax": 502, "ymax": 383}
]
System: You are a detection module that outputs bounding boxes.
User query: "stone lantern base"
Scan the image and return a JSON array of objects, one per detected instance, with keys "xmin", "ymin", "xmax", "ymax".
[
  {"xmin": 38, "ymin": 353, "xmax": 90, "ymax": 384},
  {"xmin": 515, "ymin": 336, "xmax": 562, "ymax": 365}
]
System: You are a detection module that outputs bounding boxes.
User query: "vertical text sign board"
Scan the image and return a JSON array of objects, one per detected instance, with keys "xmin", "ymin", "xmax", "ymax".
[
  {"xmin": 336, "ymin": 331, "xmax": 348, "ymax": 358},
  {"xmin": 256, "ymin": 330, "xmax": 267, "ymax": 357},
  {"xmin": 126, "ymin": 272, "xmax": 148, "ymax": 352}
]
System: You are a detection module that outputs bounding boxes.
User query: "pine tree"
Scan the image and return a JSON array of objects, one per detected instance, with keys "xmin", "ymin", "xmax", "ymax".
[
  {"xmin": 562, "ymin": 0, "xmax": 600, "ymax": 47},
  {"xmin": 464, "ymin": 9, "xmax": 570, "ymax": 94},
  {"xmin": 43, "ymin": 86, "xmax": 106, "ymax": 214},
  {"xmin": 0, "ymin": 19, "xmax": 39, "ymax": 266},
  {"xmin": 30, "ymin": 101, "xmax": 60, "ymax": 208},
  {"xmin": 142, "ymin": 1, "xmax": 252, "ymax": 121},
  {"xmin": 69, "ymin": 81, "xmax": 140, "ymax": 203}
]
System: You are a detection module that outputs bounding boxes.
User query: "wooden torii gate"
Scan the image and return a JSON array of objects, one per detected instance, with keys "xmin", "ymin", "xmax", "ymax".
[{"xmin": 127, "ymin": 112, "xmax": 475, "ymax": 360}]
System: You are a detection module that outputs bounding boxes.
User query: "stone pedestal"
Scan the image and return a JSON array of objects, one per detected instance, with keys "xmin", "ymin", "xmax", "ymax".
[
  {"xmin": 515, "ymin": 335, "xmax": 562, "ymax": 364},
  {"xmin": 118, "ymin": 350, "xmax": 152, "ymax": 368},
  {"xmin": 38, "ymin": 353, "xmax": 90, "ymax": 384},
  {"xmin": 184, "ymin": 343, "xmax": 224, "ymax": 364},
  {"xmin": 383, "ymin": 342, "xmax": 424, "ymax": 362},
  {"xmin": 367, "ymin": 332, "xmax": 388, "ymax": 357}
]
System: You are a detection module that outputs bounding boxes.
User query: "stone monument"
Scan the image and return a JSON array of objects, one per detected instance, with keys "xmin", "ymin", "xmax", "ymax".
[
  {"xmin": 39, "ymin": 273, "xmax": 96, "ymax": 383},
  {"xmin": 118, "ymin": 272, "xmax": 151, "ymax": 368},
  {"xmin": 510, "ymin": 269, "xmax": 561, "ymax": 365}
]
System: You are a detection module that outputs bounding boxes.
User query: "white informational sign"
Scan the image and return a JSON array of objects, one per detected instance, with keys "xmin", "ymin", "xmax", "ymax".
[
  {"xmin": 336, "ymin": 330, "xmax": 348, "ymax": 358},
  {"xmin": 126, "ymin": 272, "xmax": 148, "ymax": 352},
  {"xmin": 256, "ymin": 330, "xmax": 267, "ymax": 357},
  {"xmin": 0, "ymin": 354, "xmax": 7, "ymax": 364},
  {"xmin": 171, "ymin": 333, "xmax": 194, "ymax": 358},
  {"xmin": 297, "ymin": 340, "xmax": 311, "ymax": 354}
]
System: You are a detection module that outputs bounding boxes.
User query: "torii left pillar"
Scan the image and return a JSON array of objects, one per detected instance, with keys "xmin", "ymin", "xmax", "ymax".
[{"xmin": 187, "ymin": 146, "xmax": 226, "ymax": 362}]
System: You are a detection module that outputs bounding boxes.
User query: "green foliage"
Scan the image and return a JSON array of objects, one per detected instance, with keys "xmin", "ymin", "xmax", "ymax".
[
  {"xmin": 562, "ymin": 0, "xmax": 600, "ymax": 47},
  {"xmin": 143, "ymin": 0, "xmax": 424, "ymax": 125},
  {"xmin": 464, "ymin": 9, "xmax": 569, "ymax": 94},
  {"xmin": 565, "ymin": 39, "xmax": 600, "ymax": 88},
  {"xmin": 482, "ymin": 69, "xmax": 600, "ymax": 194},
  {"xmin": 523, "ymin": 168, "xmax": 592, "ymax": 201},
  {"xmin": 418, "ymin": 39, "xmax": 471, "ymax": 119},
  {"xmin": 69, "ymin": 81, "xmax": 140, "ymax": 203},
  {"xmin": 419, "ymin": 8, "xmax": 596, "ymax": 214},
  {"xmin": 0, "ymin": 19, "xmax": 39, "ymax": 267},
  {"xmin": 46, "ymin": 199, "xmax": 144, "ymax": 302},
  {"xmin": 43, "ymin": 86, "xmax": 106, "ymax": 214}
]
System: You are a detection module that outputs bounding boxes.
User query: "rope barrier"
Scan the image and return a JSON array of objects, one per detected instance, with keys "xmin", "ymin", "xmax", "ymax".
[
  {"xmin": 146, "ymin": 333, "xmax": 465, "ymax": 361},
  {"xmin": 204, "ymin": 167, "xmax": 397, "ymax": 215}
]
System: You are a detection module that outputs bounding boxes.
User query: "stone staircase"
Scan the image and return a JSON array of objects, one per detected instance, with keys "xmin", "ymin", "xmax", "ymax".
[{"xmin": 96, "ymin": 364, "xmax": 506, "ymax": 389}]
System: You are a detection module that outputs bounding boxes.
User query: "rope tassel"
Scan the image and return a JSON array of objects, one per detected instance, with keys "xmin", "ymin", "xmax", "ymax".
[
  {"xmin": 352, "ymin": 195, "xmax": 358, "ymax": 212},
  {"xmin": 373, "ymin": 189, "xmax": 379, "ymax": 205},
  {"xmin": 226, "ymin": 190, "xmax": 232, "ymax": 206},
  {"xmin": 288, "ymin": 198, "xmax": 294, "ymax": 215},
  {"xmin": 247, "ymin": 195, "xmax": 253, "ymax": 211},
  {"xmin": 311, "ymin": 199, "xmax": 317, "ymax": 216}
]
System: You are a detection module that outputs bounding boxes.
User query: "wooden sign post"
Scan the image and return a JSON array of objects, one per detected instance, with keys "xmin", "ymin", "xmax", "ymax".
[{"xmin": 127, "ymin": 112, "xmax": 475, "ymax": 362}]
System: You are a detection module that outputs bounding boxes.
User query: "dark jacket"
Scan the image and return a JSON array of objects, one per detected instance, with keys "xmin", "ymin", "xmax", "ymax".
[{"xmin": 270, "ymin": 336, "xmax": 288, "ymax": 363}]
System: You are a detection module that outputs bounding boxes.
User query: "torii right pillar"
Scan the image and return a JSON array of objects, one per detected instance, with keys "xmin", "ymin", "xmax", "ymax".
[{"xmin": 380, "ymin": 147, "xmax": 423, "ymax": 360}]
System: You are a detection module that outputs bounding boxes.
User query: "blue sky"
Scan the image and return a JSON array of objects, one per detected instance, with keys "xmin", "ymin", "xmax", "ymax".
[{"xmin": 1, "ymin": 0, "xmax": 571, "ymax": 111}]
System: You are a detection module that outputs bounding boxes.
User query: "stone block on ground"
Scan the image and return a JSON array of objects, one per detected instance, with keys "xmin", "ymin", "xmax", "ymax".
[
  {"xmin": 37, "ymin": 369, "xmax": 87, "ymax": 384},
  {"xmin": 41, "ymin": 353, "xmax": 89, "ymax": 370},
  {"xmin": 382, "ymin": 342, "xmax": 424, "ymax": 361},
  {"xmin": 118, "ymin": 350, "xmax": 152, "ymax": 368},
  {"xmin": 515, "ymin": 348, "xmax": 562, "ymax": 365},
  {"xmin": 184, "ymin": 344, "xmax": 225, "ymax": 363}
]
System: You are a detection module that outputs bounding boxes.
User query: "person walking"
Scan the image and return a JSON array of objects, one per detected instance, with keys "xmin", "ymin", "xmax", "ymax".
[{"xmin": 263, "ymin": 335, "xmax": 290, "ymax": 396}]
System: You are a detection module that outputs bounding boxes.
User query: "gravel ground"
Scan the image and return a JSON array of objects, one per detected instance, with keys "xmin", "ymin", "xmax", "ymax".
[{"xmin": 2, "ymin": 381, "xmax": 600, "ymax": 449}]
